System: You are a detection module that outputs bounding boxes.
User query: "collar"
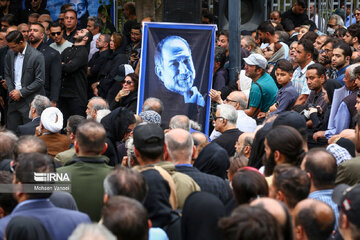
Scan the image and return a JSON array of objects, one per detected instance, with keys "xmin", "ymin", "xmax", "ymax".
[
  {"xmin": 12, "ymin": 198, "xmax": 50, "ymax": 213},
  {"xmin": 337, "ymin": 64, "xmax": 349, "ymax": 75},
  {"xmin": 15, "ymin": 43, "xmax": 27, "ymax": 57},
  {"xmin": 64, "ymin": 155, "xmax": 108, "ymax": 166},
  {"xmin": 176, "ymin": 164, "xmax": 192, "ymax": 167}
]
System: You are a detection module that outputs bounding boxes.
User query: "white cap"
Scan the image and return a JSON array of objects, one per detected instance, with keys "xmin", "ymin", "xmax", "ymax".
[{"xmin": 243, "ymin": 54, "xmax": 268, "ymax": 70}]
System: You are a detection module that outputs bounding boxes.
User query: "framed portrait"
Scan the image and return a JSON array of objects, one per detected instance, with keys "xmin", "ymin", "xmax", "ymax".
[{"xmin": 137, "ymin": 22, "xmax": 217, "ymax": 135}]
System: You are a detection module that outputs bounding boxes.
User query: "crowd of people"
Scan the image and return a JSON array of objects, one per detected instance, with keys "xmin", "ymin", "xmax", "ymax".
[{"xmin": 0, "ymin": 0, "xmax": 360, "ymax": 239}]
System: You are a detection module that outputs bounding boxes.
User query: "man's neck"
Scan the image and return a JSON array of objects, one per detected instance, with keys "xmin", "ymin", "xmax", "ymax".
[
  {"xmin": 77, "ymin": 152, "xmax": 101, "ymax": 157},
  {"xmin": 314, "ymin": 87, "xmax": 323, "ymax": 94},
  {"xmin": 99, "ymin": 47, "xmax": 108, "ymax": 53},
  {"xmin": 57, "ymin": 38, "xmax": 66, "ymax": 46},
  {"xmin": 221, "ymin": 124, "xmax": 237, "ymax": 133},
  {"xmin": 174, "ymin": 160, "xmax": 191, "ymax": 166},
  {"xmin": 336, "ymin": 62, "xmax": 349, "ymax": 71},
  {"xmin": 129, "ymin": 15, "xmax": 136, "ymax": 21},
  {"xmin": 299, "ymin": 59, "xmax": 312, "ymax": 69},
  {"xmin": 252, "ymin": 72, "xmax": 264, "ymax": 83},
  {"xmin": 354, "ymin": 42, "xmax": 360, "ymax": 50},
  {"xmin": 66, "ymin": 27, "xmax": 76, "ymax": 35},
  {"xmin": 30, "ymin": 40, "xmax": 42, "ymax": 49},
  {"xmin": 74, "ymin": 41, "xmax": 85, "ymax": 46}
]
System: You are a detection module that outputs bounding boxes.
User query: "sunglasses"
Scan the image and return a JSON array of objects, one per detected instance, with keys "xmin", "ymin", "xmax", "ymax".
[
  {"xmin": 123, "ymin": 80, "xmax": 133, "ymax": 85},
  {"xmin": 51, "ymin": 32, "xmax": 62, "ymax": 36}
]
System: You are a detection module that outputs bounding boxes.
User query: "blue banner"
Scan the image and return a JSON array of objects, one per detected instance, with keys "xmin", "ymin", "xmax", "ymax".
[{"xmin": 138, "ymin": 22, "xmax": 217, "ymax": 134}]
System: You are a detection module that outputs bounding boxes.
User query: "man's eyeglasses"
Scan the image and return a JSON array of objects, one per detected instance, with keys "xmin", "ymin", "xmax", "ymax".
[
  {"xmin": 318, "ymin": 49, "xmax": 333, "ymax": 54},
  {"xmin": 51, "ymin": 32, "xmax": 62, "ymax": 36},
  {"xmin": 328, "ymin": 24, "xmax": 336, "ymax": 28},
  {"xmin": 213, "ymin": 116, "xmax": 224, "ymax": 121},
  {"xmin": 10, "ymin": 162, "xmax": 17, "ymax": 174},
  {"xmin": 225, "ymin": 98, "xmax": 237, "ymax": 103}
]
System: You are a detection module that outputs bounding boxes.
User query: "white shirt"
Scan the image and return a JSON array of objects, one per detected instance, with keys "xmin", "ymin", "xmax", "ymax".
[
  {"xmin": 14, "ymin": 44, "xmax": 27, "ymax": 90},
  {"xmin": 210, "ymin": 110, "xmax": 257, "ymax": 140},
  {"xmin": 88, "ymin": 33, "xmax": 100, "ymax": 61}
]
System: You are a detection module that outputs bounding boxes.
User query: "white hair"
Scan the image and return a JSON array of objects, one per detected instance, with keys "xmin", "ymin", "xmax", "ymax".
[
  {"xmin": 96, "ymin": 109, "xmax": 111, "ymax": 123},
  {"xmin": 329, "ymin": 14, "xmax": 345, "ymax": 27},
  {"xmin": 68, "ymin": 223, "xmax": 116, "ymax": 240},
  {"xmin": 217, "ymin": 104, "xmax": 238, "ymax": 124}
]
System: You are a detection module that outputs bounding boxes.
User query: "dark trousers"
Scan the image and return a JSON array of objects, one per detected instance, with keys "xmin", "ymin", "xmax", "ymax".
[
  {"xmin": 7, "ymin": 102, "xmax": 30, "ymax": 132},
  {"xmin": 58, "ymin": 97, "xmax": 86, "ymax": 127}
]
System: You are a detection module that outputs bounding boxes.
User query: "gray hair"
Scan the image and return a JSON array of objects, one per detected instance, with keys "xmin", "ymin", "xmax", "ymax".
[
  {"xmin": 348, "ymin": 63, "xmax": 360, "ymax": 82},
  {"xmin": 190, "ymin": 120, "xmax": 201, "ymax": 131},
  {"xmin": 96, "ymin": 109, "xmax": 111, "ymax": 123},
  {"xmin": 165, "ymin": 129, "xmax": 194, "ymax": 162},
  {"xmin": 329, "ymin": 14, "xmax": 345, "ymax": 27},
  {"xmin": 170, "ymin": 115, "xmax": 190, "ymax": 131},
  {"xmin": 143, "ymin": 97, "xmax": 164, "ymax": 115},
  {"xmin": 87, "ymin": 16, "xmax": 103, "ymax": 32},
  {"xmin": 68, "ymin": 223, "xmax": 116, "ymax": 240},
  {"xmin": 217, "ymin": 104, "xmax": 238, "ymax": 124},
  {"xmin": 230, "ymin": 92, "xmax": 248, "ymax": 110},
  {"xmin": 31, "ymin": 95, "xmax": 51, "ymax": 116}
]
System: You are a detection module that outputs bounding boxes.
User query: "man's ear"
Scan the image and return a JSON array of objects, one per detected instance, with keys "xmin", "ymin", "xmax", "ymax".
[
  {"xmin": 295, "ymin": 225, "xmax": 306, "ymax": 240},
  {"xmin": 155, "ymin": 65, "xmax": 162, "ymax": 78},
  {"xmin": 74, "ymin": 141, "xmax": 79, "ymax": 154},
  {"xmin": 163, "ymin": 143, "xmax": 170, "ymax": 161},
  {"xmin": 0, "ymin": 207, "xmax": 5, "ymax": 218},
  {"xmin": 70, "ymin": 132, "xmax": 76, "ymax": 141},
  {"xmin": 92, "ymin": 109, "xmax": 97, "ymax": 120},
  {"xmin": 101, "ymin": 143, "xmax": 108, "ymax": 155},
  {"xmin": 191, "ymin": 145, "xmax": 196, "ymax": 161},
  {"xmin": 274, "ymin": 150, "xmax": 281, "ymax": 163},
  {"xmin": 103, "ymin": 194, "xmax": 109, "ymax": 204}
]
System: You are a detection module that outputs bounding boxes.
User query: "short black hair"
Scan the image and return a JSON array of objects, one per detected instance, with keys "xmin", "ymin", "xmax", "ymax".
[
  {"xmin": 347, "ymin": 23, "xmax": 360, "ymax": 43},
  {"xmin": 296, "ymin": 0, "xmax": 308, "ymax": 8},
  {"xmin": 85, "ymin": 30, "xmax": 93, "ymax": 45},
  {"xmin": 64, "ymin": 9, "xmax": 77, "ymax": 18},
  {"xmin": 131, "ymin": 23, "xmax": 141, "ymax": 31},
  {"xmin": 15, "ymin": 153, "xmax": 55, "ymax": 199},
  {"xmin": 307, "ymin": 63, "xmax": 327, "ymax": 79},
  {"xmin": 50, "ymin": 21, "xmax": 65, "ymax": 31},
  {"xmin": 218, "ymin": 30, "xmax": 229, "ymax": 39},
  {"xmin": 76, "ymin": 120, "xmax": 106, "ymax": 155},
  {"xmin": 276, "ymin": 59, "xmax": 294, "ymax": 73},
  {"xmin": 30, "ymin": 22, "xmax": 45, "ymax": 34},
  {"xmin": 5, "ymin": 30, "xmax": 24, "ymax": 44},
  {"xmin": 0, "ymin": 171, "xmax": 17, "ymax": 216},
  {"xmin": 257, "ymin": 20, "xmax": 275, "ymax": 35},
  {"xmin": 1, "ymin": 14, "xmax": 16, "ymax": 26},
  {"xmin": 67, "ymin": 115, "xmax": 85, "ymax": 134},
  {"xmin": 273, "ymin": 165, "xmax": 310, "ymax": 209},
  {"xmin": 102, "ymin": 196, "xmax": 149, "ymax": 240},
  {"xmin": 299, "ymin": 38, "xmax": 315, "ymax": 59},
  {"xmin": 214, "ymin": 46, "xmax": 227, "ymax": 67},
  {"xmin": 333, "ymin": 41, "xmax": 352, "ymax": 58}
]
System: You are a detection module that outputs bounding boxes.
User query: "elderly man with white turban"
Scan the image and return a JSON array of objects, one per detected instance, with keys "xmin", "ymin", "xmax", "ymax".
[{"xmin": 36, "ymin": 107, "xmax": 70, "ymax": 157}]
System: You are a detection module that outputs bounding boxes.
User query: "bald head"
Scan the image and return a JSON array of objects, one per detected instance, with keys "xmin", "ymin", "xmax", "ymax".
[
  {"xmin": 304, "ymin": 148, "xmax": 337, "ymax": 189},
  {"xmin": 143, "ymin": 97, "xmax": 163, "ymax": 115},
  {"xmin": 294, "ymin": 199, "xmax": 335, "ymax": 240},
  {"xmin": 192, "ymin": 131, "xmax": 208, "ymax": 146},
  {"xmin": 169, "ymin": 115, "xmax": 190, "ymax": 131},
  {"xmin": 87, "ymin": 97, "xmax": 108, "ymax": 120},
  {"xmin": 165, "ymin": 128, "xmax": 194, "ymax": 164},
  {"xmin": 235, "ymin": 132, "xmax": 254, "ymax": 157},
  {"xmin": 251, "ymin": 198, "xmax": 287, "ymax": 227},
  {"xmin": 6, "ymin": 26, "xmax": 17, "ymax": 34},
  {"xmin": 226, "ymin": 91, "xmax": 248, "ymax": 110}
]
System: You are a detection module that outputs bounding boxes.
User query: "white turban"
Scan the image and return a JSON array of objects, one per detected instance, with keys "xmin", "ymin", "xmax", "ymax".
[{"xmin": 40, "ymin": 107, "xmax": 63, "ymax": 133}]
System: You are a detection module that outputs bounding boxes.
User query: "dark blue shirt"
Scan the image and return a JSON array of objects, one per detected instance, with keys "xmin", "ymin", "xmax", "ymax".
[{"xmin": 270, "ymin": 82, "xmax": 298, "ymax": 116}]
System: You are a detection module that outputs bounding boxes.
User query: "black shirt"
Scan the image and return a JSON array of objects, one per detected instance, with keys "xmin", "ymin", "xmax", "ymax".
[
  {"xmin": 212, "ymin": 128, "xmax": 243, "ymax": 157},
  {"xmin": 60, "ymin": 45, "xmax": 88, "ymax": 106},
  {"xmin": 64, "ymin": 29, "xmax": 77, "ymax": 43},
  {"xmin": 281, "ymin": 8, "xmax": 309, "ymax": 28}
]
